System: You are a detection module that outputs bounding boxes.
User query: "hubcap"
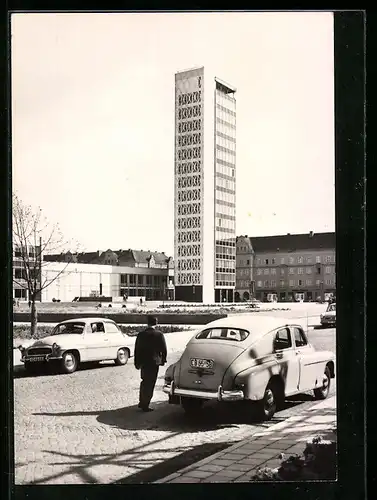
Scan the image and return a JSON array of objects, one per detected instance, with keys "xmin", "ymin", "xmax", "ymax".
[
  {"xmin": 323, "ymin": 374, "xmax": 329, "ymax": 391},
  {"xmin": 65, "ymin": 354, "xmax": 74, "ymax": 367},
  {"xmin": 118, "ymin": 349, "xmax": 126, "ymax": 360},
  {"xmin": 265, "ymin": 389, "xmax": 275, "ymax": 409}
]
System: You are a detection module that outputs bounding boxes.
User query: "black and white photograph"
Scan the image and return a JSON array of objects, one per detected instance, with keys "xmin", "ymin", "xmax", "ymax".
[{"xmin": 8, "ymin": 10, "xmax": 363, "ymax": 488}]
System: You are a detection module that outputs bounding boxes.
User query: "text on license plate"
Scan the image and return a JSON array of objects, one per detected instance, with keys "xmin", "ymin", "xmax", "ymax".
[
  {"xmin": 29, "ymin": 356, "xmax": 45, "ymax": 362},
  {"xmin": 190, "ymin": 358, "xmax": 214, "ymax": 369}
]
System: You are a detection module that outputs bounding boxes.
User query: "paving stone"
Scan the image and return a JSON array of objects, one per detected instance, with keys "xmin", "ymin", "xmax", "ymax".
[
  {"xmin": 227, "ymin": 463, "xmax": 256, "ymax": 473},
  {"xmin": 200, "ymin": 475, "xmax": 229, "ymax": 483},
  {"xmin": 184, "ymin": 470, "xmax": 214, "ymax": 479},
  {"xmin": 211, "ymin": 469, "xmax": 244, "ymax": 479},
  {"xmin": 220, "ymin": 453, "xmax": 248, "ymax": 461},
  {"xmin": 210, "ymin": 459, "xmax": 237, "ymax": 467},
  {"xmin": 170, "ymin": 476, "xmax": 201, "ymax": 483},
  {"xmin": 198, "ymin": 464, "xmax": 225, "ymax": 473}
]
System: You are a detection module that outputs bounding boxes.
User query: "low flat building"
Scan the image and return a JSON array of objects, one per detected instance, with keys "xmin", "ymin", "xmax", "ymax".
[
  {"xmin": 236, "ymin": 231, "xmax": 335, "ymax": 302},
  {"xmin": 41, "ymin": 249, "xmax": 174, "ymax": 302}
]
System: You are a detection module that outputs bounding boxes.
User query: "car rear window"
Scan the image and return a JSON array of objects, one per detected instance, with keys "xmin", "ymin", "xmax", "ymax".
[{"xmin": 195, "ymin": 327, "xmax": 249, "ymax": 342}]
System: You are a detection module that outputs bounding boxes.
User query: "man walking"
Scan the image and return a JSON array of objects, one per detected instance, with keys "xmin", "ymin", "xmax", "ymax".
[{"xmin": 134, "ymin": 315, "xmax": 167, "ymax": 412}]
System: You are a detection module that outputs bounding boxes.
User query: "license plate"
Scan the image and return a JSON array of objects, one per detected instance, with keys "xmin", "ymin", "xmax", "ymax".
[
  {"xmin": 29, "ymin": 356, "xmax": 45, "ymax": 362},
  {"xmin": 190, "ymin": 358, "xmax": 214, "ymax": 369}
]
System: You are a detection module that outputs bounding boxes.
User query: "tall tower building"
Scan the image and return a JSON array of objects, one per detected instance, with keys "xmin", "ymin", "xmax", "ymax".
[{"xmin": 174, "ymin": 66, "xmax": 236, "ymax": 303}]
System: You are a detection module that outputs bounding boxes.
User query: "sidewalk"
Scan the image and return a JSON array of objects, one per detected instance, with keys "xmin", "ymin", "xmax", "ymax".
[{"xmin": 155, "ymin": 395, "xmax": 336, "ymax": 483}]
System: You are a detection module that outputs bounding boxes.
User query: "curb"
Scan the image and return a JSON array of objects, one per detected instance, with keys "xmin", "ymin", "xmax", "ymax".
[{"xmin": 155, "ymin": 395, "xmax": 336, "ymax": 484}]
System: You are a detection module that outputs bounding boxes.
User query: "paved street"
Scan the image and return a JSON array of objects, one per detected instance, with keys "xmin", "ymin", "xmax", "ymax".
[{"xmin": 13, "ymin": 306, "xmax": 336, "ymax": 484}]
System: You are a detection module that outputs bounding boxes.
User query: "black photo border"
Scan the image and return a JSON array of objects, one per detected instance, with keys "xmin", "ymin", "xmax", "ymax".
[{"xmin": 1, "ymin": 8, "xmax": 367, "ymax": 500}]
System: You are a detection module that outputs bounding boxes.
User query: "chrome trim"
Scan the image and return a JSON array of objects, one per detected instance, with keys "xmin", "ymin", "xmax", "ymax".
[{"xmin": 163, "ymin": 382, "xmax": 244, "ymax": 401}]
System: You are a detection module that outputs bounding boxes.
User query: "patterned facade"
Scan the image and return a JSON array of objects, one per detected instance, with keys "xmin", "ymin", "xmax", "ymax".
[{"xmin": 174, "ymin": 67, "xmax": 236, "ymax": 303}]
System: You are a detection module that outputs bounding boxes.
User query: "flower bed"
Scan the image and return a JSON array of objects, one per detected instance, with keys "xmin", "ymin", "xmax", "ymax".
[{"xmin": 251, "ymin": 434, "xmax": 337, "ymax": 481}]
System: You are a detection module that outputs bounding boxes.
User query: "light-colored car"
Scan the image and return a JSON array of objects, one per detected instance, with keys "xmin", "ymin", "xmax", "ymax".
[
  {"xmin": 163, "ymin": 315, "xmax": 335, "ymax": 420},
  {"xmin": 18, "ymin": 317, "xmax": 135, "ymax": 374},
  {"xmin": 320, "ymin": 303, "xmax": 336, "ymax": 327}
]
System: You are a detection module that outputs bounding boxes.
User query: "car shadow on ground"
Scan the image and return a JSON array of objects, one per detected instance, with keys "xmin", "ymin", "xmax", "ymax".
[
  {"xmin": 13, "ymin": 361, "xmax": 118, "ymax": 379},
  {"xmin": 33, "ymin": 394, "xmax": 317, "ymax": 433}
]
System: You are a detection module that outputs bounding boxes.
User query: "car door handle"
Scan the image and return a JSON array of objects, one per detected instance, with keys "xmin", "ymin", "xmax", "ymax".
[
  {"xmin": 275, "ymin": 352, "xmax": 283, "ymax": 360},
  {"xmin": 296, "ymin": 350, "xmax": 301, "ymax": 355}
]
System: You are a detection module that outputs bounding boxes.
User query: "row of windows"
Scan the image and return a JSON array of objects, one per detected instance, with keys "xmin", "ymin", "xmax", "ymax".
[
  {"xmin": 238, "ymin": 268, "xmax": 251, "ymax": 276},
  {"xmin": 177, "ymin": 259, "xmax": 201, "ymax": 271},
  {"xmin": 216, "ymin": 259, "xmax": 236, "ymax": 269},
  {"xmin": 177, "ymin": 231, "xmax": 201, "ymax": 243},
  {"xmin": 216, "ymin": 185, "xmax": 236, "ymax": 196},
  {"xmin": 216, "ymin": 144, "xmax": 236, "ymax": 156},
  {"xmin": 216, "ymin": 267, "xmax": 236, "ymax": 274},
  {"xmin": 216, "ymin": 163, "xmax": 235, "ymax": 179},
  {"xmin": 237, "ymin": 279, "xmax": 251, "ymax": 289},
  {"xmin": 215, "ymin": 272, "xmax": 236, "ymax": 282},
  {"xmin": 178, "ymin": 91, "xmax": 202, "ymax": 106},
  {"xmin": 216, "ymin": 254, "xmax": 236, "ymax": 261},
  {"xmin": 216, "ymin": 136, "xmax": 236, "ymax": 153},
  {"xmin": 120, "ymin": 274, "xmax": 165, "ymax": 286},
  {"xmin": 177, "ymin": 244, "xmax": 200, "ymax": 257},
  {"xmin": 215, "ymin": 281, "xmax": 234, "ymax": 287},
  {"xmin": 217, "ymin": 218, "xmax": 235, "ymax": 230},
  {"xmin": 14, "ymin": 246, "xmax": 40, "ymax": 257},
  {"xmin": 216, "ymin": 239, "xmax": 236, "ymax": 247},
  {"xmin": 216, "ymin": 202, "xmax": 236, "ymax": 218},
  {"xmin": 176, "ymin": 161, "xmax": 201, "ymax": 175},
  {"xmin": 177, "ymin": 203, "xmax": 201, "ymax": 216},
  {"xmin": 216, "ymin": 131, "xmax": 236, "ymax": 143},
  {"xmin": 256, "ymin": 279, "xmax": 336, "ymax": 288},
  {"xmin": 216, "ymin": 117, "xmax": 236, "ymax": 130},
  {"xmin": 176, "ymin": 272, "xmax": 201, "ymax": 285},
  {"xmin": 177, "ymin": 176, "xmax": 201, "ymax": 189},
  {"xmin": 177, "ymin": 133, "xmax": 201, "ymax": 147},
  {"xmin": 216, "ymin": 226, "xmax": 236, "ymax": 235},
  {"xmin": 177, "ymin": 189, "xmax": 201, "ymax": 203},
  {"xmin": 178, "ymin": 105, "xmax": 202, "ymax": 120},
  {"xmin": 216, "ymin": 103, "xmax": 236, "ymax": 118},
  {"xmin": 217, "ymin": 149, "xmax": 236, "ymax": 166},
  {"xmin": 215, "ymin": 212, "xmax": 236, "ymax": 222},
  {"xmin": 254, "ymin": 255, "xmax": 335, "ymax": 265},
  {"xmin": 257, "ymin": 266, "xmax": 334, "ymax": 276},
  {"xmin": 216, "ymin": 189, "xmax": 235, "ymax": 204},
  {"xmin": 216, "ymin": 123, "xmax": 236, "ymax": 140},
  {"xmin": 216, "ymin": 88, "xmax": 235, "ymax": 104},
  {"xmin": 177, "ymin": 147, "xmax": 201, "ymax": 161},
  {"xmin": 177, "ymin": 217, "xmax": 201, "ymax": 229},
  {"xmin": 177, "ymin": 119, "xmax": 202, "ymax": 133},
  {"xmin": 216, "ymin": 177, "xmax": 235, "ymax": 191}
]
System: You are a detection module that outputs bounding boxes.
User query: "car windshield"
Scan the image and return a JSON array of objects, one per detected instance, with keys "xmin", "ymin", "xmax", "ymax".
[
  {"xmin": 195, "ymin": 327, "xmax": 249, "ymax": 342},
  {"xmin": 52, "ymin": 322, "xmax": 86, "ymax": 335},
  {"xmin": 327, "ymin": 304, "xmax": 336, "ymax": 312}
]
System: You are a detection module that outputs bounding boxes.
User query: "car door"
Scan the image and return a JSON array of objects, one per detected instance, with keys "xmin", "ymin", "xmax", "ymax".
[
  {"xmin": 86, "ymin": 321, "xmax": 111, "ymax": 360},
  {"xmin": 273, "ymin": 327, "xmax": 300, "ymax": 396},
  {"xmin": 104, "ymin": 321, "xmax": 125, "ymax": 358},
  {"xmin": 292, "ymin": 326, "xmax": 318, "ymax": 392}
]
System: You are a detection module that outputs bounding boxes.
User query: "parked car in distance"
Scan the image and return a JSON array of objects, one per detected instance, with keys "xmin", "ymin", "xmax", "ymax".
[
  {"xmin": 18, "ymin": 317, "xmax": 135, "ymax": 374},
  {"xmin": 163, "ymin": 315, "xmax": 335, "ymax": 421},
  {"xmin": 320, "ymin": 302, "xmax": 336, "ymax": 328}
]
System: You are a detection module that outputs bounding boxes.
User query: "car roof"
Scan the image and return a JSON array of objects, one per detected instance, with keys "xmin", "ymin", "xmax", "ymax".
[
  {"xmin": 59, "ymin": 317, "xmax": 116, "ymax": 324},
  {"xmin": 196, "ymin": 315, "xmax": 295, "ymax": 344}
]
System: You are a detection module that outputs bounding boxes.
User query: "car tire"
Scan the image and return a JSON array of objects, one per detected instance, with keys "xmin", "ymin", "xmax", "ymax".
[
  {"xmin": 256, "ymin": 381, "xmax": 280, "ymax": 421},
  {"xmin": 181, "ymin": 397, "xmax": 204, "ymax": 416},
  {"xmin": 61, "ymin": 351, "xmax": 79, "ymax": 374},
  {"xmin": 114, "ymin": 348, "xmax": 129, "ymax": 366},
  {"xmin": 314, "ymin": 366, "xmax": 331, "ymax": 400}
]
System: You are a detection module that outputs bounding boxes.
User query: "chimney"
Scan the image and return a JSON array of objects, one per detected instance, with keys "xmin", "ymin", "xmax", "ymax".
[{"xmin": 309, "ymin": 231, "xmax": 314, "ymax": 238}]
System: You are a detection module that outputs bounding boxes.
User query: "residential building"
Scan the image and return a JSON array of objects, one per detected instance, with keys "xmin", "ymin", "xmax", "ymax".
[
  {"xmin": 41, "ymin": 249, "xmax": 174, "ymax": 302},
  {"xmin": 236, "ymin": 236, "xmax": 254, "ymax": 301},
  {"xmin": 174, "ymin": 66, "xmax": 237, "ymax": 302},
  {"xmin": 236, "ymin": 231, "xmax": 335, "ymax": 302}
]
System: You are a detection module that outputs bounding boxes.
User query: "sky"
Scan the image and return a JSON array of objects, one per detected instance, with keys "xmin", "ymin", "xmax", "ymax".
[{"xmin": 11, "ymin": 12, "xmax": 335, "ymax": 257}]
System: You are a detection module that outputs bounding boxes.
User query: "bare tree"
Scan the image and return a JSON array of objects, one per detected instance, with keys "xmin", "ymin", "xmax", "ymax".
[{"xmin": 12, "ymin": 193, "xmax": 81, "ymax": 337}]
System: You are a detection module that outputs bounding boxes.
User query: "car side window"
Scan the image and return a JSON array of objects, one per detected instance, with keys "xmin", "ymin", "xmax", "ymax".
[
  {"xmin": 274, "ymin": 328, "xmax": 292, "ymax": 350},
  {"xmin": 293, "ymin": 327, "xmax": 308, "ymax": 347},
  {"xmin": 90, "ymin": 322, "xmax": 105, "ymax": 333},
  {"xmin": 105, "ymin": 322, "xmax": 120, "ymax": 334}
]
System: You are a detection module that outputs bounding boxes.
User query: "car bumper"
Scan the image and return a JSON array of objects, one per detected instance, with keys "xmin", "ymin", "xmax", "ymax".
[
  {"xmin": 163, "ymin": 382, "xmax": 245, "ymax": 402},
  {"xmin": 21, "ymin": 354, "xmax": 63, "ymax": 363}
]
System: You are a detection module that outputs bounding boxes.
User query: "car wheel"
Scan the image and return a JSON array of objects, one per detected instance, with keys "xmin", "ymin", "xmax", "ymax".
[
  {"xmin": 256, "ymin": 382, "xmax": 279, "ymax": 421},
  {"xmin": 61, "ymin": 351, "xmax": 79, "ymax": 374},
  {"xmin": 114, "ymin": 348, "xmax": 129, "ymax": 366},
  {"xmin": 314, "ymin": 366, "xmax": 331, "ymax": 400},
  {"xmin": 181, "ymin": 397, "xmax": 204, "ymax": 416}
]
